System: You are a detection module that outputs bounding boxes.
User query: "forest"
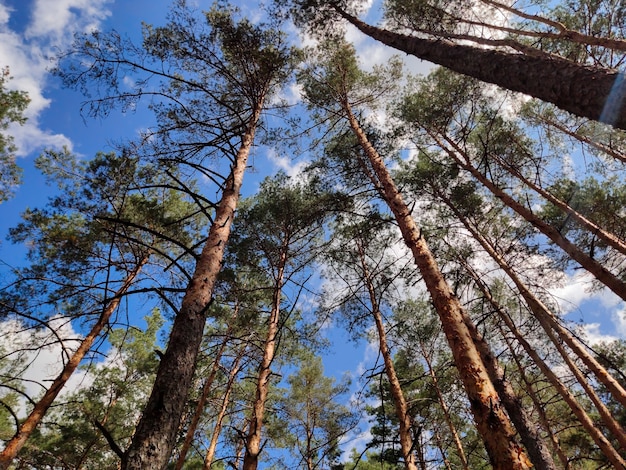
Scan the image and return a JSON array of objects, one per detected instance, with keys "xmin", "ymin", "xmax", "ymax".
[{"xmin": 1, "ymin": 0, "xmax": 626, "ymax": 468}]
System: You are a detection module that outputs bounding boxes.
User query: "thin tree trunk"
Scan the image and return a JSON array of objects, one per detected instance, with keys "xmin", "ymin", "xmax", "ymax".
[
  {"xmin": 355, "ymin": 238, "xmax": 418, "ymax": 470},
  {"xmin": 0, "ymin": 255, "xmax": 149, "ymax": 470},
  {"xmin": 174, "ymin": 313, "xmax": 236, "ymax": 470},
  {"xmin": 242, "ymin": 248, "xmax": 287, "ymax": 470},
  {"xmin": 433, "ymin": 131, "xmax": 626, "ymax": 302},
  {"xmin": 343, "ymin": 103, "xmax": 532, "ymax": 469},
  {"xmin": 491, "ymin": 150, "xmax": 626, "ymax": 257},
  {"xmin": 419, "ymin": 344, "xmax": 470, "ymax": 470},
  {"xmin": 528, "ymin": 110, "xmax": 626, "ymax": 164},
  {"xmin": 442, "ymin": 194, "xmax": 626, "ymax": 411},
  {"xmin": 203, "ymin": 347, "xmax": 245, "ymax": 470},
  {"xmin": 123, "ymin": 102, "xmax": 264, "ymax": 470},
  {"xmin": 479, "ymin": 282, "xmax": 626, "ymax": 469},
  {"xmin": 331, "ymin": 6, "xmax": 626, "ymax": 130},
  {"xmin": 496, "ymin": 320, "xmax": 572, "ymax": 469}
]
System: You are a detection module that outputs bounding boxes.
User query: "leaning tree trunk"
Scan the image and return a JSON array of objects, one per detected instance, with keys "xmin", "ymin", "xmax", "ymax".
[
  {"xmin": 203, "ymin": 345, "xmax": 245, "ymax": 470},
  {"xmin": 242, "ymin": 247, "xmax": 287, "ymax": 470},
  {"xmin": 331, "ymin": 6, "xmax": 626, "ymax": 130},
  {"xmin": 355, "ymin": 237, "xmax": 419, "ymax": 470},
  {"xmin": 343, "ymin": 103, "xmax": 532, "ymax": 469},
  {"xmin": 445, "ymin": 196, "xmax": 626, "ymax": 411},
  {"xmin": 419, "ymin": 343, "xmax": 470, "ymax": 470},
  {"xmin": 0, "ymin": 254, "xmax": 149, "ymax": 470},
  {"xmin": 433, "ymin": 131, "xmax": 626, "ymax": 303},
  {"xmin": 122, "ymin": 102, "xmax": 264, "ymax": 470},
  {"xmin": 481, "ymin": 283, "xmax": 626, "ymax": 469}
]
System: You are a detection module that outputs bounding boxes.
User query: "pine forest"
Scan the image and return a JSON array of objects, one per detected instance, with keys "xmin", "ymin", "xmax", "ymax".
[{"xmin": 2, "ymin": 0, "xmax": 626, "ymax": 468}]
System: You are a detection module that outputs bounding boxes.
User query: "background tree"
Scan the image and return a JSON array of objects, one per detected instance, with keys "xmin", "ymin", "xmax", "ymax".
[{"xmin": 0, "ymin": 66, "xmax": 29, "ymax": 202}]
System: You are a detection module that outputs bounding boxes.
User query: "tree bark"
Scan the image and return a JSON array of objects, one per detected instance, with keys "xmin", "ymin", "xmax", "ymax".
[
  {"xmin": 480, "ymin": 282, "xmax": 626, "ymax": 469},
  {"xmin": 242, "ymin": 248, "xmax": 287, "ymax": 470},
  {"xmin": 0, "ymin": 255, "xmax": 149, "ymax": 470},
  {"xmin": 343, "ymin": 104, "xmax": 532, "ymax": 469},
  {"xmin": 122, "ymin": 103, "xmax": 264, "ymax": 470},
  {"xmin": 444, "ymin": 195, "xmax": 626, "ymax": 411},
  {"xmin": 434, "ymin": 132, "xmax": 626, "ymax": 302},
  {"xmin": 419, "ymin": 344, "xmax": 470, "ymax": 470},
  {"xmin": 203, "ymin": 346, "xmax": 245, "ymax": 470},
  {"xmin": 332, "ymin": 6, "xmax": 626, "ymax": 130},
  {"xmin": 174, "ymin": 317, "xmax": 235, "ymax": 470},
  {"xmin": 355, "ymin": 238, "xmax": 419, "ymax": 470}
]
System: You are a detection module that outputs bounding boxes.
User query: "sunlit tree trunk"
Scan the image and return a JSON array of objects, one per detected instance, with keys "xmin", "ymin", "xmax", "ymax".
[
  {"xmin": 203, "ymin": 346, "xmax": 245, "ymax": 470},
  {"xmin": 330, "ymin": 5, "xmax": 626, "ymax": 129},
  {"xmin": 0, "ymin": 255, "xmax": 149, "ymax": 470},
  {"xmin": 432, "ymin": 131, "xmax": 626, "ymax": 302},
  {"xmin": 242, "ymin": 248, "xmax": 287, "ymax": 470},
  {"xmin": 123, "ymin": 103, "xmax": 264, "ymax": 470},
  {"xmin": 480, "ymin": 281, "xmax": 626, "ymax": 469},
  {"xmin": 497, "ymin": 322, "xmax": 572, "ymax": 469},
  {"xmin": 419, "ymin": 344, "xmax": 470, "ymax": 470},
  {"xmin": 343, "ymin": 102, "xmax": 532, "ymax": 469}
]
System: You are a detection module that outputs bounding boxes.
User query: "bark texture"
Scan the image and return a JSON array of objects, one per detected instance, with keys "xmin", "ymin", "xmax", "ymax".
[
  {"xmin": 356, "ymin": 238, "xmax": 418, "ymax": 470},
  {"xmin": 334, "ymin": 7, "xmax": 626, "ymax": 130},
  {"xmin": 122, "ymin": 105, "xmax": 263, "ymax": 470},
  {"xmin": 344, "ymin": 104, "xmax": 532, "ymax": 469}
]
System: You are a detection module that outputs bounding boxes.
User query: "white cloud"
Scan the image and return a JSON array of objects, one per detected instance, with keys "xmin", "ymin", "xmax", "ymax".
[
  {"xmin": 0, "ymin": 0, "xmax": 112, "ymax": 159},
  {"xmin": 25, "ymin": 0, "xmax": 112, "ymax": 43},
  {"xmin": 266, "ymin": 147, "xmax": 308, "ymax": 178}
]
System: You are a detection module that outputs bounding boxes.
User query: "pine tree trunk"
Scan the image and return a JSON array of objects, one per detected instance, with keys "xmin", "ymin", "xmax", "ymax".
[
  {"xmin": 498, "ymin": 322, "xmax": 572, "ymax": 469},
  {"xmin": 203, "ymin": 347, "xmax": 244, "ymax": 470},
  {"xmin": 343, "ymin": 104, "xmax": 532, "ymax": 469},
  {"xmin": 122, "ymin": 103, "xmax": 264, "ymax": 470},
  {"xmin": 174, "ymin": 318, "xmax": 234, "ymax": 470},
  {"xmin": 355, "ymin": 238, "xmax": 419, "ymax": 470},
  {"xmin": 0, "ymin": 255, "xmax": 149, "ymax": 470},
  {"xmin": 485, "ymin": 286, "xmax": 626, "ymax": 468},
  {"xmin": 490, "ymin": 149, "xmax": 626, "ymax": 257},
  {"xmin": 419, "ymin": 345, "xmax": 470, "ymax": 470},
  {"xmin": 332, "ymin": 6, "xmax": 626, "ymax": 130},
  {"xmin": 242, "ymin": 249, "xmax": 287, "ymax": 470},
  {"xmin": 445, "ymin": 196, "xmax": 626, "ymax": 411},
  {"xmin": 435, "ymin": 132, "xmax": 626, "ymax": 302}
]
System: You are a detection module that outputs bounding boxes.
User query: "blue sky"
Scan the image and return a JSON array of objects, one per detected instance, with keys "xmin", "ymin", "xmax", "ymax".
[{"xmin": 2, "ymin": 0, "xmax": 626, "ymax": 463}]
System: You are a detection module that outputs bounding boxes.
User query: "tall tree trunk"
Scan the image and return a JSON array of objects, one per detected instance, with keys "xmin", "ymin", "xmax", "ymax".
[
  {"xmin": 343, "ymin": 103, "xmax": 532, "ymax": 469},
  {"xmin": 456, "ymin": 308, "xmax": 557, "ymax": 469},
  {"xmin": 491, "ymin": 150, "xmax": 626, "ymax": 257},
  {"xmin": 498, "ymin": 323, "xmax": 572, "ymax": 469},
  {"xmin": 242, "ymin": 248, "xmax": 287, "ymax": 470},
  {"xmin": 122, "ymin": 103, "xmax": 264, "ymax": 470},
  {"xmin": 419, "ymin": 344, "xmax": 470, "ymax": 470},
  {"xmin": 442, "ymin": 194, "xmax": 626, "ymax": 411},
  {"xmin": 330, "ymin": 5, "xmax": 626, "ymax": 129},
  {"xmin": 433, "ymin": 131, "xmax": 626, "ymax": 302},
  {"xmin": 478, "ymin": 281, "xmax": 626, "ymax": 468},
  {"xmin": 0, "ymin": 255, "xmax": 149, "ymax": 470},
  {"xmin": 203, "ymin": 346, "xmax": 245, "ymax": 470},
  {"xmin": 527, "ymin": 110, "xmax": 626, "ymax": 164},
  {"xmin": 497, "ymin": 321, "xmax": 572, "ymax": 469},
  {"xmin": 355, "ymin": 238, "xmax": 419, "ymax": 470},
  {"xmin": 174, "ymin": 315, "xmax": 236, "ymax": 470}
]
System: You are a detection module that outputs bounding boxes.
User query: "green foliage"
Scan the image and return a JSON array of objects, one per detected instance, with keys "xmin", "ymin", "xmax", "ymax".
[
  {"xmin": 277, "ymin": 353, "xmax": 356, "ymax": 469},
  {"xmin": 16, "ymin": 309, "xmax": 164, "ymax": 469},
  {"xmin": 0, "ymin": 67, "xmax": 29, "ymax": 203}
]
